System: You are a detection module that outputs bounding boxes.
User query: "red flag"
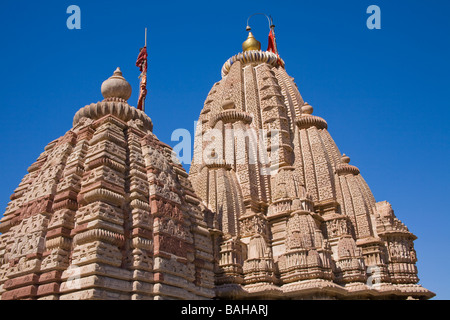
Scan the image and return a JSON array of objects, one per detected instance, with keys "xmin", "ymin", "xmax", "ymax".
[
  {"xmin": 136, "ymin": 47, "xmax": 148, "ymax": 111},
  {"xmin": 267, "ymin": 29, "xmax": 276, "ymax": 53},
  {"xmin": 136, "ymin": 47, "xmax": 148, "ymax": 73},
  {"xmin": 267, "ymin": 29, "xmax": 283, "ymax": 67}
]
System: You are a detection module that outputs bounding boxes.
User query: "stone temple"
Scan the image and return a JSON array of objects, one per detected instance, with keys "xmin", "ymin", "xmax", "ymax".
[{"xmin": 0, "ymin": 31, "xmax": 434, "ymax": 300}]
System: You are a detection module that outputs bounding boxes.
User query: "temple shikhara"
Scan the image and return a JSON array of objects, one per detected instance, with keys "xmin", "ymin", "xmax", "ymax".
[{"xmin": 0, "ymin": 20, "xmax": 434, "ymax": 299}]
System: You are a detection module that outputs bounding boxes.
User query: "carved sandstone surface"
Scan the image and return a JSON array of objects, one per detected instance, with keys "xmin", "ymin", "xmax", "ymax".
[
  {"xmin": 189, "ymin": 50, "xmax": 434, "ymax": 299},
  {"xmin": 0, "ymin": 69, "xmax": 214, "ymax": 300},
  {"xmin": 0, "ymin": 50, "xmax": 434, "ymax": 300}
]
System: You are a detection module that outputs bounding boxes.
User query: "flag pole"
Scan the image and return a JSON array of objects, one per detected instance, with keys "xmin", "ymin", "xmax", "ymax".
[
  {"xmin": 142, "ymin": 28, "xmax": 147, "ymax": 112},
  {"xmin": 143, "ymin": 27, "xmax": 147, "ymax": 112},
  {"xmin": 269, "ymin": 16, "xmax": 278, "ymax": 56}
]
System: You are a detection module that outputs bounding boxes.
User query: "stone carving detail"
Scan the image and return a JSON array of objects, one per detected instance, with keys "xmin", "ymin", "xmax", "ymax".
[
  {"xmin": 334, "ymin": 236, "xmax": 366, "ymax": 284},
  {"xmin": 158, "ymin": 218, "xmax": 187, "ymax": 239},
  {"xmin": 240, "ymin": 214, "xmax": 267, "ymax": 237},
  {"xmin": 243, "ymin": 234, "xmax": 275, "ymax": 284},
  {"xmin": 7, "ymin": 214, "xmax": 48, "ymax": 261},
  {"xmin": 323, "ymin": 215, "xmax": 353, "ymax": 239}
]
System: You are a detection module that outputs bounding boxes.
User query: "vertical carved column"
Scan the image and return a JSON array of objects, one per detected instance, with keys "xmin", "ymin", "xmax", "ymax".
[
  {"xmin": 256, "ymin": 65, "xmax": 293, "ymax": 169},
  {"xmin": 334, "ymin": 235, "xmax": 366, "ymax": 285},
  {"xmin": 37, "ymin": 129, "xmax": 85, "ymax": 299},
  {"xmin": 1, "ymin": 130, "xmax": 75, "ymax": 300},
  {"xmin": 60, "ymin": 116, "xmax": 130, "ymax": 300},
  {"xmin": 127, "ymin": 124, "xmax": 154, "ymax": 300},
  {"xmin": 241, "ymin": 214, "xmax": 275, "ymax": 285},
  {"xmin": 179, "ymin": 169, "xmax": 215, "ymax": 298},
  {"xmin": 335, "ymin": 155, "xmax": 375, "ymax": 239},
  {"xmin": 144, "ymin": 135, "xmax": 196, "ymax": 299}
]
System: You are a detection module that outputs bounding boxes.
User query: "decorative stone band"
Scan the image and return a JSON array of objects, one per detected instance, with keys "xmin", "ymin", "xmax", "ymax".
[
  {"xmin": 86, "ymin": 156, "xmax": 126, "ymax": 173},
  {"xmin": 289, "ymin": 209, "xmax": 313, "ymax": 217},
  {"xmin": 45, "ymin": 237, "xmax": 72, "ymax": 250},
  {"xmin": 355, "ymin": 237, "xmax": 385, "ymax": 246},
  {"xmin": 131, "ymin": 237, "xmax": 153, "ymax": 250},
  {"xmin": 295, "ymin": 115, "xmax": 328, "ymax": 130},
  {"xmin": 210, "ymin": 110, "xmax": 253, "ymax": 127},
  {"xmin": 130, "ymin": 199, "xmax": 151, "ymax": 211},
  {"xmin": 89, "ymin": 130, "xmax": 127, "ymax": 149},
  {"xmin": 221, "ymin": 51, "xmax": 285, "ymax": 78},
  {"xmin": 73, "ymin": 100, "xmax": 153, "ymax": 132},
  {"xmin": 204, "ymin": 160, "xmax": 233, "ymax": 170},
  {"xmin": 193, "ymin": 225, "xmax": 210, "ymax": 237},
  {"xmin": 79, "ymin": 188, "xmax": 125, "ymax": 206},
  {"xmin": 280, "ymin": 279, "xmax": 345, "ymax": 295},
  {"xmin": 73, "ymin": 228, "xmax": 125, "ymax": 246},
  {"xmin": 376, "ymin": 228, "xmax": 416, "ymax": 238},
  {"xmin": 335, "ymin": 163, "xmax": 360, "ymax": 176}
]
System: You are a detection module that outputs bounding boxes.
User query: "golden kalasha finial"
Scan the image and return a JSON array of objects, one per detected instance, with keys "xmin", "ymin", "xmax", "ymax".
[{"xmin": 242, "ymin": 31, "xmax": 261, "ymax": 52}]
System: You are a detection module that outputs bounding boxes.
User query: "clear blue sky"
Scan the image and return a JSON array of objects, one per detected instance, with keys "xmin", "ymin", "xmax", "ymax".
[{"xmin": 0, "ymin": 0, "xmax": 449, "ymax": 299}]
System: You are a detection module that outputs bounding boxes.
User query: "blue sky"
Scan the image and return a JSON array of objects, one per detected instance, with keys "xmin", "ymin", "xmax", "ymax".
[{"xmin": 0, "ymin": 0, "xmax": 449, "ymax": 299}]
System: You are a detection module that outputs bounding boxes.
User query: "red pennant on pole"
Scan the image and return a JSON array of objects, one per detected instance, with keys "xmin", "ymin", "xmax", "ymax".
[
  {"xmin": 267, "ymin": 28, "xmax": 283, "ymax": 67},
  {"xmin": 136, "ymin": 47, "xmax": 148, "ymax": 73},
  {"xmin": 136, "ymin": 46, "xmax": 147, "ymax": 111},
  {"xmin": 267, "ymin": 29, "xmax": 276, "ymax": 53}
]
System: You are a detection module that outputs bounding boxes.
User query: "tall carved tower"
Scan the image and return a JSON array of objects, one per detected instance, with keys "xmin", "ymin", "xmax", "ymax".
[
  {"xmin": 189, "ymin": 31, "xmax": 434, "ymax": 299},
  {"xmin": 0, "ymin": 68, "xmax": 214, "ymax": 300}
]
